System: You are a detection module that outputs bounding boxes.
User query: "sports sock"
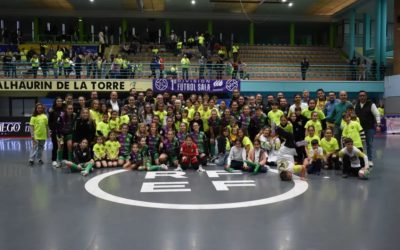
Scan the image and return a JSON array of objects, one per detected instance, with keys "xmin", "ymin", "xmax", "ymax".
[
  {"xmin": 67, "ymin": 150, "xmax": 73, "ymax": 161},
  {"xmin": 57, "ymin": 150, "xmax": 63, "ymax": 162},
  {"xmin": 70, "ymin": 163, "xmax": 79, "ymax": 171},
  {"xmin": 84, "ymin": 163, "xmax": 94, "ymax": 173},
  {"xmin": 148, "ymin": 165, "xmax": 162, "ymax": 171}
]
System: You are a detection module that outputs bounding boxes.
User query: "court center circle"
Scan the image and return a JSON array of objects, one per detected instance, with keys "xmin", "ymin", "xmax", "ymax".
[{"xmin": 85, "ymin": 169, "xmax": 309, "ymax": 210}]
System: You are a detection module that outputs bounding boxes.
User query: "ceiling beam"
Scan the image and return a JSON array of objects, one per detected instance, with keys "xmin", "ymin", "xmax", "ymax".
[{"xmin": 0, "ymin": 9, "xmax": 333, "ymax": 22}]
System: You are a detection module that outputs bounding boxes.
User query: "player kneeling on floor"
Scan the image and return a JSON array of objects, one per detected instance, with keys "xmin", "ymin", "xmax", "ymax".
[
  {"xmin": 244, "ymin": 138, "xmax": 269, "ymax": 174},
  {"xmin": 123, "ymin": 143, "xmax": 142, "ymax": 170},
  {"xmin": 62, "ymin": 138, "xmax": 94, "ymax": 176},
  {"xmin": 159, "ymin": 130, "xmax": 180, "ymax": 169},
  {"xmin": 136, "ymin": 137, "xmax": 168, "ymax": 171},
  {"xmin": 303, "ymin": 139, "xmax": 324, "ymax": 175},
  {"xmin": 178, "ymin": 135, "xmax": 200, "ymax": 171},
  {"xmin": 339, "ymin": 138, "xmax": 370, "ymax": 179}
]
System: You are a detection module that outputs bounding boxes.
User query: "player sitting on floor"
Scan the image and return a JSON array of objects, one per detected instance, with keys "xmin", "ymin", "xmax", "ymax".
[
  {"xmin": 303, "ymin": 139, "xmax": 324, "ymax": 175},
  {"xmin": 178, "ymin": 135, "xmax": 200, "ymax": 171},
  {"xmin": 93, "ymin": 136, "xmax": 107, "ymax": 168},
  {"xmin": 62, "ymin": 138, "xmax": 94, "ymax": 176},
  {"xmin": 225, "ymin": 139, "xmax": 248, "ymax": 173},
  {"xmin": 105, "ymin": 131, "xmax": 120, "ymax": 167},
  {"xmin": 339, "ymin": 138, "xmax": 369, "ymax": 178},
  {"xmin": 320, "ymin": 128, "xmax": 340, "ymax": 170},
  {"xmin": 159, "ymin": 130, "xmax": 180, "ymax": 169},
  {"xmin": 244, "ymin": 138, "xmax": 269, "ymax": 174},
  {"xmin": 123, "ymin": 143, "xmax": 142, "ymax": 170}
]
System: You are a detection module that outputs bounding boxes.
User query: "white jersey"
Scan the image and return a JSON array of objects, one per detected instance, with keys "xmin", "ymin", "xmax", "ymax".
[{"xmin": 339, "ymin": 147, "xmax": 368, "ymax": 168}]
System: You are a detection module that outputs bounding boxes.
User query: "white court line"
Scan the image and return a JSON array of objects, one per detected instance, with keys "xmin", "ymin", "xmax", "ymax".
[{"xmin": 85, "ymin": 169, "xmax": 308, "ymax": 210}]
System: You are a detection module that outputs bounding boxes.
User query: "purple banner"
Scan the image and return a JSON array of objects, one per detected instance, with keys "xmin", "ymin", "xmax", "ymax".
[{"xmin": 152, "ymin": 79, "xmax": 240, "ymax": 93}]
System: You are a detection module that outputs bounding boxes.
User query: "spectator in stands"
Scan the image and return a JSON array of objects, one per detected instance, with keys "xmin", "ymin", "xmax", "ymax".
[
  {"xmin": 98, "ymin": 31, "xmax": 106, "ymax": 57},
  {"xmin": 232, "ymin": 61, "xmax": 238, "ymax": 79},
  {"xmin": 63, "ymin": 56, "xmax": 72, "ymax": 78},
  {"xmin": 74, "ymin": 54, "xmax": 83, "ymax": 79},
  {"xmin": 206, "ymin": 57, "xmax": 213, "ymax": 79},
  {"xmin": 181, "ymin": 54, "xmax": 190, "ymax": 80},
  {"xmin": 300, "ymin": 57, "xmax": 309, "ymax": 80},
  {"xmin": 371, "ymin": 60, "xmax": 377, "ymax": 80},
  {"xmin": 232, "ymin": 44, "xmax": 239, "ymax": 62},
  {"xmin": 85, "ymin": 53, "xmax": 94, "ymax": 79},
  {"xmin": 39, "ymin": 55, "xmax": 49, "ymax": 77},
  {"xmin": 199, "ymin": 56, "xmax": 206, "ymax": 79},
  {"xmin": 238, "ymin": 61, "xmax": 248, "ymax": 80},
  {"xmin": 106, "ymin": 91, "xmax": 122, "ymax": 114},
  {"xmin": 175, "ymin": 38, "xmax": 183, "ymax": 56},
  {"xmin": 159, "ymin": 56, "xmax": 165, "ymax": 78},
  {"xmin": 30, "ymin": 54, "xmax": 39, "ymax": 78},
  {"xmin": 358, "ymin": 59, "xmax": 367, "ymax": 81},
  {"xmin": 379, "ymin": 62, "xmax": 385, "ymax": 80},
  {"xmin": 350, "ymin": 56, "xmax": 357, "ymax": 80},
  {"xmin": 198, "ymin": 33, "xmax": 206, "ymax": 56},
  {"xmin": 10, "ymin": 53, "xmax": 17, "ymax": 78},
  {"xmin": 355, "ymin": 91, "xmax": 381, "ymax": 167},
  {"xmin": 216, "ymin": 57, "xmax": 224, "ymax": 80}
]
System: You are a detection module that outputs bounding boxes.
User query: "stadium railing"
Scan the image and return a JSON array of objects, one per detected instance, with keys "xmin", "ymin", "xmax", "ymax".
[{"xmin": 0, "ymin": 62, "xmax": 381, "ymax": 81}]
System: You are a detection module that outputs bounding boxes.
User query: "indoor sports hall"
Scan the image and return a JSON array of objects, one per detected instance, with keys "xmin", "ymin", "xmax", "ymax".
[{"xmin": 0, "ymin": 0, "xmax": 399, "ymax": 250}]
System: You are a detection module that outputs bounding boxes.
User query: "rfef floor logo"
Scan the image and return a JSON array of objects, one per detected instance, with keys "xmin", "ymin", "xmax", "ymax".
[{"xmin": 85, "ymin": 167, "xmax": 308, "ymax": 210}]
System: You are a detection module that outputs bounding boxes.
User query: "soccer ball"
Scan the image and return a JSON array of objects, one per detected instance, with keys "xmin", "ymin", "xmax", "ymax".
[{"xmin": 358, "ymin": 168, "xmax": 370, "ymax": 179}]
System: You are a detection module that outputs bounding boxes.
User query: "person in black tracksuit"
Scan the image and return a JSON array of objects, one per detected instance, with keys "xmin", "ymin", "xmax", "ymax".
[
  {"xmin": 72, "ymin": 108, "xmax": 96, "ymax": 147},
  {"xmin": 48, "ymin": 97, "xmax": 65, "ymax": 165},
  {"xmin": 290, "ymin": 107, "xmax": 308, "ymax": 162},
  {"xmin": 55, "ymin": 104, "xmax": 76, "ymax": 164}
]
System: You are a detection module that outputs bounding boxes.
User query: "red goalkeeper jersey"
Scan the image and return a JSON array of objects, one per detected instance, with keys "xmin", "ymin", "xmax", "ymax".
[{"xmin": 180, "ymin": 142, "xmax": 199, "ymax": 157}]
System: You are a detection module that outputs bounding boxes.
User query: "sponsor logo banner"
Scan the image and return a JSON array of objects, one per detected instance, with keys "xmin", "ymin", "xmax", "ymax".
[
  {"xmin": 152, "ymin": 79, "xmax": 240, "ymax": 93},
  {"xmin": 0, "ymin": 79, "xmax": 152, "ymax": 92},
  {"xmin": 386, "ymin": 115, "xmax": 400, "ymax": 134},
  {"xmin": 0, "ymin": 117, "xmax": 31, "ymax": 137}
]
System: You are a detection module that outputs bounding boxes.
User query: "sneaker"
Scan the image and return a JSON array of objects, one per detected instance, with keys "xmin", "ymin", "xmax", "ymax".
[
  {"xmin": 28, "ymin": 160, "xmax": 34, "ymax": 167},
  {"xmin": 55, "ymin": 162, "xmax": 62, "ymax": 168},
  {"xmin": 175, "ymin": 166, "xmax": 183, "ymax": 171},
  {"xmin": 138, "ymin": 166, "xmax": 146, "ymax": 171},
  {"xmin": 368, "ymin": 161, "xmax": 374, "ymax": 167},
  {"xmin": 52, "ymin": 161, "xmax": 58, "ymax": 166},
  {"xmin": 160, "ymin": 164, "xmax": 168, "ymax": 171},
  {"xmin": 81, "ymin": 170, "xmax": 89, "ymax": 176},
  {"xmin": 38, "ymin": 160, "xmax": 44, "ymax": 165},
  {"xmin": 342, "ymin": 174, "xmax": 348, "ymax": 178},
  {"xmin": 197, "ymin": 166, "xmax": 205, "ymax": 172}
]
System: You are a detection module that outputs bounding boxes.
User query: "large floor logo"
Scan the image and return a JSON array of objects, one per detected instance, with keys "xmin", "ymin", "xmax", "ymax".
[{"xmin": 85, "ymin": 168, "xmax": 308, "ymax": 210}]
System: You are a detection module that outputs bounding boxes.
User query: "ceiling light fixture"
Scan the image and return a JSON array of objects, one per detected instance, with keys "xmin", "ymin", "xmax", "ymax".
[
  {"xmin": 191, "ymin": 0, "xmax": 196, "ymax": 5},
  {"xmin": 90, "ymin": 0, "xmax": 94, "ymax": 2},
  {"xmin": 288, "ymin": 2, "xmax": 293, "ymax": 7},
  {"xmin": 282, "ymin": 0, "xmax": 287, "ymax": 2}
]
